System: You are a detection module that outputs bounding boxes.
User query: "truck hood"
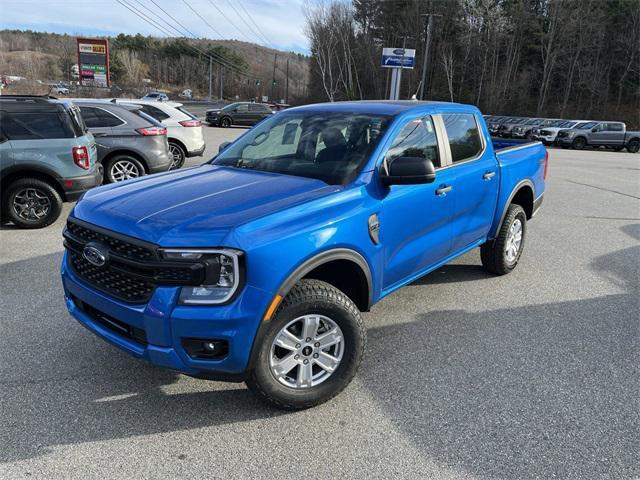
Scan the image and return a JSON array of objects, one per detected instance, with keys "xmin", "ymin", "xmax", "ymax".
[{"xmin": 73, "ymin": 165, "xmax": 339, "ymax": 246}]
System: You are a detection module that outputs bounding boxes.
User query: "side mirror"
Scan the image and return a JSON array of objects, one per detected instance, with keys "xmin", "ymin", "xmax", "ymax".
[
  {"xmin": 380, "ymin": 156, "xmax": 436, "ymax": 186},
  {"xmin": 591, "ymin": 127, "xmax": 598, "ymax": 132},
  {"xmin": 218, "ymin": 141, "xmax": 231, "ymax": 153}
]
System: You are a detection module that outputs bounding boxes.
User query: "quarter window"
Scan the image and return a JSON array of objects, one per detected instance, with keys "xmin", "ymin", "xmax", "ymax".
[
  {"xmin": 442, "ymin": 113, "xmax": 483, "ymax": 163},
  {"xmin": 140, "ymin": 105, "xmax": 170, "ymax": 121},
  {"xmin": 385, "ymin": 116, "xmax": 440, "ymax": 168}
]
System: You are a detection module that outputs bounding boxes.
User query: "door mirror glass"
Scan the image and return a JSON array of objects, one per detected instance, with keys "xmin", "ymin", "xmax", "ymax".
[{"xmin": 380, "ymin": 156, "xmax": 436, "ymax": 185}]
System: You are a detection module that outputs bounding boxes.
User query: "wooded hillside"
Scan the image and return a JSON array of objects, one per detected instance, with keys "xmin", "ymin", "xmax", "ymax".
[{"xmin": 0, "ymin": 30, "xmax": 310, "ymax": 103}]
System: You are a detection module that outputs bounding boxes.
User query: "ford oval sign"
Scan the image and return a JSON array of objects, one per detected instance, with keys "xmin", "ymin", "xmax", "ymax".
[{"xmin": 83, "ymin": 243, "xmax": 108, "ymax": 267}]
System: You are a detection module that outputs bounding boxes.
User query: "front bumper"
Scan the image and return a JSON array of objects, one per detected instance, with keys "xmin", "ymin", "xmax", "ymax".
[
  {"xmin": 61, "ymin": 252, "xmax": 273, "ymax": 379},
  {"xmin": 61, "ymin": 168, "xmax": 103, "ymax": 202},
  {"xmin": 556, "ymin": 137, "xmax": 573, "ymax": 146}
]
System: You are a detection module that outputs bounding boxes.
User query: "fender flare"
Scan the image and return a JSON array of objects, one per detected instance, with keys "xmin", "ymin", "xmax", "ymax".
[
  {"xmin": 244, "ymin": 248, "xmax": 374, "ymax": 376},
  {"xmin": 494, "ymin": 179, "xmax": 535, "ymax": 236}
]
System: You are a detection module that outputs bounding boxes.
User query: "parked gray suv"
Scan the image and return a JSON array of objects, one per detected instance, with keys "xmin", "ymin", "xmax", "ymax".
[
  {"xmin": 74, "ymin": 100, "xmax": 172, "ymax": 183},
  {"xmin": 556, "ymin": 121, "xmax": 640, "ymax": 152},
  {"xmin": 0, "ymin": 95, "xmax": 101, "ymax": 228}
]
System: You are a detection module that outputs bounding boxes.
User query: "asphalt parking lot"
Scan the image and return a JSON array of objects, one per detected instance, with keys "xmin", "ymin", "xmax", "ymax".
[{"xmin": 1, "ymin": 128, "xmax": 638, "ymax": 478}]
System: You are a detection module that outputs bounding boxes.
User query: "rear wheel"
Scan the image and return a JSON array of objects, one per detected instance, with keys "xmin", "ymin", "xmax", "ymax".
[
  {"xmin": 246, "ymin": 279, "xmax": 365, "ymax": 410},
  {"xmin": 627, "ymin": 139, "xmax": 640, "ymax": 153},
  {"xmin": 105, "ymin": 155, "xmax": 145, "ymax": 183},
  {"xmin": 168, "ymin": 141, "xmax": 186, "ymax": 169},
  {"xmin": 481, "ymin": 204, "xmax": 527, "ymax": 275},
  {"xmin": 3, "ymin": 178, "xmax": 63, "ymax": 229}
]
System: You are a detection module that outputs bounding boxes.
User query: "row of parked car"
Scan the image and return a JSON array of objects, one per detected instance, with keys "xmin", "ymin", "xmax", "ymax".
[
  {"xmin": 0, "ymin": 94, "xmax": 206, "ymax": 228},
  {"xmin": 484, "ymin": 115, "xmax": 640, "ymax": 153}
]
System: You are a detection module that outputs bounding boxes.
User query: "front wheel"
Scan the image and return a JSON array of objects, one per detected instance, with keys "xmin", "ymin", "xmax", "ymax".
[
  {"xmin": 246, "ymin": 279, "xmax": 366, "ymax": 410},
  {"xmin": 220, "ymin": 117, "xmax": 232, "ymax": 128},
  {"xmin": 572, "ymin": 137, "xmax": 586, "ymax": 150},
  {"xmin": 481, "ymin": 204, "xmax": 527, "ymax": 275}
]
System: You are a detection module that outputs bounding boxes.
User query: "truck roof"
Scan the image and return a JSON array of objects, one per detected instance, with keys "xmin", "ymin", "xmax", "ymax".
[{"xmin": 289, "ymin": 100, "xmax": 475, "ymax": 116}]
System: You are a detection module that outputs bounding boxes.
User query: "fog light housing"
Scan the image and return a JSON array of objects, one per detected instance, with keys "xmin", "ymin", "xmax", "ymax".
[{"xmin": 182, "ymin": 338, "xmax": 229, "ymax": 360}]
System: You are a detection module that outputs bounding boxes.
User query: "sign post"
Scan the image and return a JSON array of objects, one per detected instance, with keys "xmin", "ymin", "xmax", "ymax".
[
  {"xmin": 381, "ymin": 47, "xmax": 416, "ymax": 100},
  {"xmin": 77, "ymin": 38, "xmax": 110, "ymax": 88}
]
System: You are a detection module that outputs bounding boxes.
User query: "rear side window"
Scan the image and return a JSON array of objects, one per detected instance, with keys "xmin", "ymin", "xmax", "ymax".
[
  {"xmin": 442, "ymin": 113, "xmax": 483, "ymax": 163},
  {"xmin": 80, "ymin": 107, "xmax": 124, "ymax": 128},
  {"xmin": 606, "ymin": 123, "xmax": 624, "ymax": 132},
  {"xmin": 250, "ymin": 104, "xmax": 270, "ymax": 112},
  {"xmin": 176, "ymin": 106, "xmax": 198, "ymax": 119},
  {"xmin": 140, "ymin": 105, "xmax": 170, "ymax": 121},
  {"xmin": 0, "ymin": 110, "xmax": 72, "ymax": 140},
  {"xmin": 385, "ymin": 116, "xmax": 440, "ymax": 168},
  {"xmin": 236, "ymin": 104, "xmax": 249, "ymax": 113}
]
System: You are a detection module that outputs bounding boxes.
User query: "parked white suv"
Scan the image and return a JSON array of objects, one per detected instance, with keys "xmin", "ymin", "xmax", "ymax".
[
  {"xmin": 113, "ymin": 99, "xmax": 205, "ymax": 169},
  {"xmin": 536, "ymin": 120, "xmax": 590, "ymax": 145}
]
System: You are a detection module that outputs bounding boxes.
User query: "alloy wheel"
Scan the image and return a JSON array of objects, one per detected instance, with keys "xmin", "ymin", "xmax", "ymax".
[
  {"xmin": 269, "ymin": 314, "xmax": 344, "ymax": 389},
  {"xmin": 12, "ymin": 188, "xmax": 51, "ymax": 221},
  {"xmin": 505, "ymin": 219, "xmax": 523, "ymax": 263},
  {"xmin": 169, "ymin": 144, "xmax": 184, "ymax": 169},
  {"xmin": 110, "ymin": 160, "xmax": 141, "ymax": 182}
]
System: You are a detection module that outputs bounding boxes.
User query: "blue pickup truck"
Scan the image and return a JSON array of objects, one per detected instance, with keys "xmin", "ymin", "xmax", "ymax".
[{"xmin": 61, "ymin": 101, "xmax": 547, "ymax": 409}]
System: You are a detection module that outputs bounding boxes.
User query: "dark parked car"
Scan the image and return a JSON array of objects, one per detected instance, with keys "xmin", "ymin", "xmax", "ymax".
[
  {"xmin": 73, "ymin": 100, "xmax": 172, "ymax": 183},
  {"xmin": 497, "ymin": 117, "xmax": 528, "ymax": 137},
  {"xmin": 0, "ymin": 95, "xmax": 101, "ymax": 228},
  {"xmin": 206, "ymin": 102, "xmax": 273, "ymax": 127}
]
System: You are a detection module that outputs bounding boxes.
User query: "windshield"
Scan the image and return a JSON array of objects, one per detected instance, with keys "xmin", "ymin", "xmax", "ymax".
[{"xmin": 212, "ymin": 111, "xmax": 392, "ymax": 185}]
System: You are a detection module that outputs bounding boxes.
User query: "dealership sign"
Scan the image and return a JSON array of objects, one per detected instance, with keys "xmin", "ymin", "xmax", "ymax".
[
  {"xmin": 77, "ymin": 38, "xmax": 110, "ymax": 87},
  {"xmin": 381, "ymin": 48, "xmax": 416, "ymax": 69}
]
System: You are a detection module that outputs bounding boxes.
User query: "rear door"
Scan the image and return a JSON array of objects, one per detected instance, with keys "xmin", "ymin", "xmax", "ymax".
[
  {"xmin": 440, "ymin": 112, "xmax": 500, "ymax": 253},
  {"xmin": 380, "ymin": 115, "xmax": 456, "ymax": 291},
  {"xmin": 604, "ymin": 123, "xmax": 625, "ymax": 145}
]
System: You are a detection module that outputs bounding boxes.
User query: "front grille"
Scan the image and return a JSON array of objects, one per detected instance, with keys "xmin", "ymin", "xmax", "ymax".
[
  {"xmin": 66, "ymin": 221, "xmax": 154, "ymax": 261},
  {"xmin": 69, "ymin": 251, "xmax": 155, "ymax": 302},
  {"xmin": 64, "ymin": 219, "xmax": 206, "ymax": 304}
]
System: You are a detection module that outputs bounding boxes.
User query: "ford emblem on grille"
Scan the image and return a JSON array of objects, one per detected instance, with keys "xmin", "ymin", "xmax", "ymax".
[{"xmin": 83, "ymin": 243, "xmax": 108, "ymax": 267}]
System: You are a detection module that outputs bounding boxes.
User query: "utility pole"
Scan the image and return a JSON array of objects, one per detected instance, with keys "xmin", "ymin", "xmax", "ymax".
[
  {"xmin": 271, "ymin": 53, "xmax": 277, "ymax": 101},
  {"xmin": 208, "ymin": 56, "xmax": 212, "ymax": 101},
  {"xmin": 285, "ymin": 58, "xmax": 289, "ymax": 104},
  {"xmin": 219, "ymin": 65, "xmax": 224, "ymax": 100},
  {"xmin": 419, "ymin": 14, "xmax": 437, "ymax": 100}
]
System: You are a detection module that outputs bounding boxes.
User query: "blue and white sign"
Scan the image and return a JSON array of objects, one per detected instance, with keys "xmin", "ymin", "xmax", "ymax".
[{"xmin": 381, "ymin": 48, "xmax": 416, "ymax": 69}]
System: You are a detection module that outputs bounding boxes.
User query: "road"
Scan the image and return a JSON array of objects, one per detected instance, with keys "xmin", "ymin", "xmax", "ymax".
[{"xmin": 1, "ymin": 129, "xmax": 638, "ymax": 479}]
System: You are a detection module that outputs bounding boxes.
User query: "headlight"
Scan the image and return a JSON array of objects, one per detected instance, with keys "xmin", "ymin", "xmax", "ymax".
[{"xmin": 160, "ymin": 248, "xmax": 243, "ymax": 305}]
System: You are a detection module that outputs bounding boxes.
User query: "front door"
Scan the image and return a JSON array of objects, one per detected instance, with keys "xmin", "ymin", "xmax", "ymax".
[{"xmin": 380, "ymin": 116, "xmax": 455, "ymax": 291}]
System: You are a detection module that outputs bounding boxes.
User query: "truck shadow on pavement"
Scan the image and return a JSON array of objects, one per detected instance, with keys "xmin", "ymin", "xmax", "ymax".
[
  {"xmin": 360, "ymin": 224, "xmax": 639, "ymax": 478},
  {"xmin": 1, "ymin": 225, "xmax": 638, "ymax": 477}
]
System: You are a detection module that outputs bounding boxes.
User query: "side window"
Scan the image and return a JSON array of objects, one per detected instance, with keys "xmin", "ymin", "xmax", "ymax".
[
  {"xmin": 96, "ymin": 109, "xmax": 124, "ymax": 127},
  {"xmin": 0, "ymin": 111, "xmax": 71, "ymax": 139},
  {"xmin": 607, "ymin": 123, "xmax": 623, "ymax": 132},
  {"xmin": 249, "ymin": 104, "xmax": 262, "ymax": 112},
  {"xmin": 141, "ymin": 105, "xmax": 170, "ymax": 121},
  {"xmin": 236, "ymin": 104, "xmax": 249, "ymax": 113},
  {"xmin": 442, "ymin": 113, "xmax": 483, "ymax": 163},
  {"xmin": 79, "ymin": 107, "xmax": 101, "ymax": 128},
  {"xmin": 385, "ymin": 116, "xmax": 440, "ymax": 168},
  {"xmin": 592, "ymin": 123, "xmax": 604, "ymax": 132}
]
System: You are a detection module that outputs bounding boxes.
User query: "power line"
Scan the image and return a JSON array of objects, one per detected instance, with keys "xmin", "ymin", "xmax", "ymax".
[
  {"xmin": 182, "ymin": 0, "xmax": 225, "ymax": 39},
  {"xmin": 206, "ymin": 0, "xmax": 259, "ymax": 44},
  {"xmin": 116, "ymin": 0, "xmax": 252, "ymax": 78},
  {"xmin": 237, "ymin": 0, "xmax": 277, "ymax": 48},
  {"xmin": 226, "ymin": 0, "xmax": 276, "ymax": 50}
]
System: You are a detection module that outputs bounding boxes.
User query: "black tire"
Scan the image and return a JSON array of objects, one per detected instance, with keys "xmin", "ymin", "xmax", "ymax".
[
  {"xmin": 168, "ymin": 141, "xmax": 186, "ymax": 170},
  {"xmin": 480, "ymin": 204, "xmax": 527, "ymax": 275},
  {"xmin": 104, "ymin": 155, "xmax": 145, "ymax": 183},
  {"xmin": 3, "ymin": 178, "xmax": 63, "ymax": 229},
  {"xmin": 246, "ymin": 279, "xmax": 366, "ymax": 410},
  {"xmin": 220, "ymin": 116, "xmax": 232, "ymax": 128},
  {"xmin": 572, "ymin": 137, "xmax": 586, "ymax": 150},
  {"xmin": 627, "ymin": 139, "xmax": 640, "ymax": 154}
]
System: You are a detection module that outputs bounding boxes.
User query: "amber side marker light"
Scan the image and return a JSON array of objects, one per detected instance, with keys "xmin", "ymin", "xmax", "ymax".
[{"xmin": 263, "ymin": 294, "xmax": 283, "ymax": 321}]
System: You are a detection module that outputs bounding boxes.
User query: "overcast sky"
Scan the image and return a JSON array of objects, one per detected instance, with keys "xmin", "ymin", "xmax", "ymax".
[{"xmin": 0, "ymin": 0, "xmax": 310, "ymax": 54}]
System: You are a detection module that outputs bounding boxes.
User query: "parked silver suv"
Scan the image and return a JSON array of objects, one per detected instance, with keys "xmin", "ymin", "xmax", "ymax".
[{"xmin": 0, "ymin": 95, "xmax": 101, "ymax": 228}]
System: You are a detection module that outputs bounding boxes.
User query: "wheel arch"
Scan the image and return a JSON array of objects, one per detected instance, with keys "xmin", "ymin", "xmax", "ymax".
[
  {"xmin": 1, "ymin": 167, "xmax": 66, "ymax": 201},
  {"xmin": 494, "ymin": 180, "xmax": 535, "ymax": 237},
  {"xmin": 167, "ymin": 137, "xmax": 187, "ymax": 153}
]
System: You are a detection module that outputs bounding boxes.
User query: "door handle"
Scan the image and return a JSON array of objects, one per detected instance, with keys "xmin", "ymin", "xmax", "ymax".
[
  {"xmin": 436, "ymin": 185, "xmax": 453, "ymax": 196},
  {"xmin": 483, "ymin": 171, "xmax": 496, "ymax": 180}
]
